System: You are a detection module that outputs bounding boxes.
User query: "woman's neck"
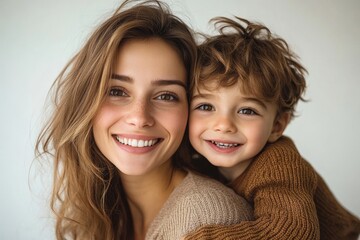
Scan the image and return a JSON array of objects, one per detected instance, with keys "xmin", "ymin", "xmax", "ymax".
[{"xmin": 121, "ymin": 162, "xmax": 187, "ymax": 239}]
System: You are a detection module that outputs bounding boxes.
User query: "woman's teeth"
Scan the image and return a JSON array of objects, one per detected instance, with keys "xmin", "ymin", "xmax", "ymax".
[{"xmin": 116, "ymin": 137, "xmax": 159, "ymax": 148}]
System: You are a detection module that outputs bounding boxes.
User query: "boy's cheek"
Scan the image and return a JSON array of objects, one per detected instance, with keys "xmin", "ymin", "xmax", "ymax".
[
  {"xmin": 188, "ymin": 119, "xmax": 200, "ymax": 144},
  {"xmin": 188, "ymin": 113, "xmax": 195, "ymax": 127},
  {"xmin": 189, "ymin": 114, "xmax": 202, "ymax": 134}
]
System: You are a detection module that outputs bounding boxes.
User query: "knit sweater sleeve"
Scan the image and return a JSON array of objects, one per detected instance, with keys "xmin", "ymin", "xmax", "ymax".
[{"xmin": 184, "ymin": 136, "xmax": 320, "ymax": 240}]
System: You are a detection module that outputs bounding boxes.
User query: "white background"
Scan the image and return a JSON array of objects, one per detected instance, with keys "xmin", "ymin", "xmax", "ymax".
[{"xmin": 1, "ymin": 0, "xmax": 359, "ymax": 239}]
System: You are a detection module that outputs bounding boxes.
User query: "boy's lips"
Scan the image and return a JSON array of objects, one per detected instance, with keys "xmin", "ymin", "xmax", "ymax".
[
  {"xmin": 205, "ymin": 139, "xmax": 241, "ymax": 153},
  {"xmin": 208, "ymin": 140, "xmax": 239, "ymax": 148}
]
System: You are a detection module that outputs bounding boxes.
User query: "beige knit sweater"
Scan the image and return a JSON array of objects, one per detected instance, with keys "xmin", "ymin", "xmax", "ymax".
[
  {"xmin": 185, "ymin": 136, "xmax": 360, "ymax": 240},
  {"xmin": 145, "ymin": 172, "xmax": 253, "ymax": 240}
]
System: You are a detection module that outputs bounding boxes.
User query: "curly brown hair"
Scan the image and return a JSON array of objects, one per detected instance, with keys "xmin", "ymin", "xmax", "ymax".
[{"xmin": 193, "ymin": 16, "xmax": 307, "ymax": 119}]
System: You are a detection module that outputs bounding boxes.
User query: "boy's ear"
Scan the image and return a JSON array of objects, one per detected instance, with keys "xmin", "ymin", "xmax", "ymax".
[{"xmin": 268, "ymin": 112, "xmax": 291, "ymax": 143}]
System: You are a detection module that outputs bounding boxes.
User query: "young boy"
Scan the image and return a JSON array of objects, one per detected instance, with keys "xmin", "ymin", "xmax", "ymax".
[{"xmin": 185, "ymin": 17, "xmax": 360, "ymax": 240}]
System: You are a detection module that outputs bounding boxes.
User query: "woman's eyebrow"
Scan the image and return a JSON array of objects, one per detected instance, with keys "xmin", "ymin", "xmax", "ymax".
[
  {"xmin": 111, "ymin": 74, "xmax": 186, "ymax": 89},
  {"xmin": 152, "ymin": 79, "xmax": 186, "ymax": 89},
  {"xmin": 111, "ymin": 73, "xmax": 133, "ymax": 82}
]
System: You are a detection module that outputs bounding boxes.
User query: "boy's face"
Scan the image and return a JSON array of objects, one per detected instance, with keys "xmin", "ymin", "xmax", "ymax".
[{"xmin": 189, "ymin": 82, "xmax": 285, "ymax": 180}]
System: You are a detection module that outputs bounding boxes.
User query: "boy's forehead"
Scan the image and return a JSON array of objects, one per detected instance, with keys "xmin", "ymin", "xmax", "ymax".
[
  {"xmin": 193, "ymin": 80, "xmax": 275, "ymax": 102},
  {"xmin": 197, "ymin": 80, "xmax": 218, "ymax": 90},
  {"xmin": 193, "ymin": 83, "xmax": 240, "ymax": 100},
  {"xmin": 194, "ymin": 78, "xmax": 241, "ymax": 93},
  {"xmin": 193, "ymin": 82, "xmax": 220, "ymax": 96}
]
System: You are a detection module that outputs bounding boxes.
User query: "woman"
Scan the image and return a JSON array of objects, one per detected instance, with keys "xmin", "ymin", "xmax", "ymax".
[{"xmin": 36, "ymin": 0, "xmax": 252, "ymax": 239}]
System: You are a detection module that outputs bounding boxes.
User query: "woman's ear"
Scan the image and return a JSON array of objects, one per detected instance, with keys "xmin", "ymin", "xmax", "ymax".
[{"xmin": 268, "ymin": 112, "xmax": 291, "ymax": 143}]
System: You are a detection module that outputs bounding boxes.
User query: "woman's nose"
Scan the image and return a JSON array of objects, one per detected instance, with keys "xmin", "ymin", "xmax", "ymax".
[{"xmin": 125, "ymin": 100, "xmax": 155, "ymax": 128}]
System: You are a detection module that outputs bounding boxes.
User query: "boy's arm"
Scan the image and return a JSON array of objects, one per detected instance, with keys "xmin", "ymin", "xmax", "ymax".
[{"xmin": 184, "ymin": 137, "xmax": 320, "ymax": 240}]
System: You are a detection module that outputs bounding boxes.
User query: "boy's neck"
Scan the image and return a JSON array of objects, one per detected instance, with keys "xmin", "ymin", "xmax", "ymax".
[{"xmin": 219, "ymin": 158, "xmax": 252, "ymax": 181}]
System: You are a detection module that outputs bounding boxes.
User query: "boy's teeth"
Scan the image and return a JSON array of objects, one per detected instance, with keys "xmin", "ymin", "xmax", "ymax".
[
  {"xmin": 211, "ymin": 141, "xmax": 239, "ymax": 148},
  {"xmin": 116, "ymin": 137, "xmax": 158, "ymax": 147}
]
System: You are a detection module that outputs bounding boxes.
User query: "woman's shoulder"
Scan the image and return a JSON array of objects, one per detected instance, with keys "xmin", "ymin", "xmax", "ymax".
[
  {"xmin": 176, "ymin": 172, "xmax": 253, "ymax": 221},
  {"xmin": 145, "ymin": 172, "xmax": 253, "ymax": 239},
  {"xmin": 184, "ymin": 172, "xmax": 242, "ymax": 196}
]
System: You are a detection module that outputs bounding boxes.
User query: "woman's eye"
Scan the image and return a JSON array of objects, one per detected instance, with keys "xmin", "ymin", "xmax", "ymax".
[
  {"xmin": 155, "ymin": 93, "xmax": 178, "ymax": 101},
  {"xmin": 238, "ymin": 108, "xmax": 257, "ymax": 115},
  {"xmin": 109, "ymin": 87, "xmax": 128, "ymax": 97},
  {"xmin": 196, "ymin": 104, "xmax": 214, "ymax": 111}
]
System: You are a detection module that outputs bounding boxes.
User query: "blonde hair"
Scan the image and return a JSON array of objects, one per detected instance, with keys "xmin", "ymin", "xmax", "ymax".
[
  {"xmin": 194, "ymin": 16, "xmax": 307, "ymax": 118},
  {"xmin": 35, "ymin": 0, "xmax": 196, "ymax": 239}
]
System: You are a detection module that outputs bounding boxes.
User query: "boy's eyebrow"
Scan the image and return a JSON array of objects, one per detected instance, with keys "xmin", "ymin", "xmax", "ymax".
[
  {"xmin": 243, "ymin": 97, "xmax": 268, "ymax": 109},
  {"xmin": 111, "ymin": 73, "xmax": 186, "ymax": 89},
  {"xmin": 192, "ymin": 93, "xmax": 213, "ymax": 100}
]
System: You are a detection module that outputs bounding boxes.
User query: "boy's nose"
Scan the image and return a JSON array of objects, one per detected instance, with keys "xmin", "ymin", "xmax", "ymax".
[
  {"xmin": 213, "ymin": 116, "xmax": 236, "ymax": 133},
  {"xmin": 125, "ymin": 100, "xmax": 155, "ymax": 128}
]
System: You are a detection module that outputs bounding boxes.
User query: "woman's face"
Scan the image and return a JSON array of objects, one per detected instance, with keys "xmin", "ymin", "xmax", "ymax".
[{"xmin": 93, "ymin": 38, "xmax": 188, "ymax": 176}]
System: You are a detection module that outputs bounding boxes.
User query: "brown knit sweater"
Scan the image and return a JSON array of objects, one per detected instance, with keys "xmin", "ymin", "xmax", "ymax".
[{"xmin": 185, "ymin": 136, "xmax": 360, "ymax": 240}]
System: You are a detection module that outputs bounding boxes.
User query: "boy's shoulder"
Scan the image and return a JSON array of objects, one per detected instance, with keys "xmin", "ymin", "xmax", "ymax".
[
  {"xmin": 249, "ymin": 136, "xmax": 317, "ymax": 178},
  {"xmin": 232, "ymin": 136, "xmax": 319, "ymax": 197},
  {"xmin": 257, "ymin": 136, "xmax": 304, "ymax": 164},
  {"xmin": 266, "ymin": 136, "xmax": 299, "ymax": 154}
]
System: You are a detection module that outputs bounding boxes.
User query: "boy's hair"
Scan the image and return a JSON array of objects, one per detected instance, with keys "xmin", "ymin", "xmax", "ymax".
[{"xmin": 193, "ymin": 16, "xmax": 307, "ymax": 119}]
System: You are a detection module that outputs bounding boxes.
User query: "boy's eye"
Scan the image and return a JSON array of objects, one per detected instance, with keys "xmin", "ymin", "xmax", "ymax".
[
  {"xmin": 109, "ymin": 87, "xmax": 128, "ymax": 97},
  {"xmin": 196, "ymin": 104, "xmax": 214, "ymax": 111},
  {"xmin": 154, "ymin": 93, "xmax": 179, "ymax": 101},
  {"xmin": 238, "ymin": 108, "xmax": 257, "ymax": 115}
]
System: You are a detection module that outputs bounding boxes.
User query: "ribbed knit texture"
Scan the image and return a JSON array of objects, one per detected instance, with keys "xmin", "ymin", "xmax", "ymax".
[
  {"xmin": 145, "ymin": 172, "xmax": 253, "ymax": 240},
  {"xmin": 184, "ymin": 136, "xmax": 360, "ymax": 240}
]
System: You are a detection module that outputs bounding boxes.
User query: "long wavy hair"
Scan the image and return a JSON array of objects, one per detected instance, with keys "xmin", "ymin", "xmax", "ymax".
[{"xmin": 35, "ymin": 1, "xmax": 196, "ymax": 239}]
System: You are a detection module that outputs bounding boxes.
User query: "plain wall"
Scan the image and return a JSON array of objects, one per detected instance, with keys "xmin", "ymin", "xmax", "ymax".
[{"xmin": 1, "ymin": 0, "xmax": 359, "ymax": 238}]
